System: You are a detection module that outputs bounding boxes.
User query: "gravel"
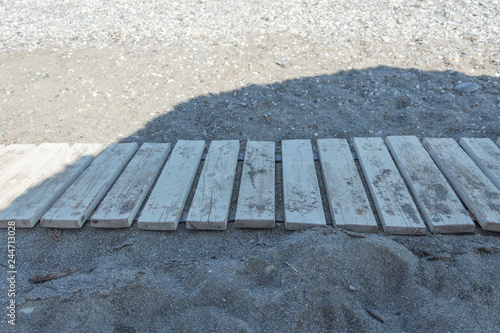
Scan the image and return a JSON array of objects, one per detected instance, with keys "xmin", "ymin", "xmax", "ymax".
[{"xmin": 0, "ymin": 1, "xmax": 500, "ymax": 332}]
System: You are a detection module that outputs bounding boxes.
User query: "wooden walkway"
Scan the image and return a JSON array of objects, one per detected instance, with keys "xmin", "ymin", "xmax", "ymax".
[{"xmin": 1, "ymin": 136, "xmax": 500, "ymax": 234}]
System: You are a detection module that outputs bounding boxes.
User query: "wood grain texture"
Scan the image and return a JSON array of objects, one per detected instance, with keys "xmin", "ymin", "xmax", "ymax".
[
  {"xmin": 235, "ymin": 141, "xmax": 275, "ymax": 228},
  {"xmin": 0, "ymin": 144, "xmax": 36, "ymax": 171},
  {"xmin": 0, "ymin": 144, "xmax": 103, "ymax": 228},
  {"xmin": 353, "ymin": 137, "xmax": 427, "ymax": 235},
  {"xmin": 0, "ymin": 143, "xmax": 69, "ymax": 211},
  {"xmin": 137, "ymin": 140, "xmax": 205, "ymax": 230},
  {"xmin": 386, "ymin": 136, "xmax": 474, "ymax": 233},
  {"xmin": 186, "ymin": 140, "xmax": 239, "ymax": 230},
  {"xmin": 460, "ymin": 138, "xmax": 500, "ymax": 191},
  {"xmin": 423, "ymin": 138, "xmax": 500, "ymax": 232},
  {"xmin": 41, "ymin": 143, "xmax": 138, "ymax": 228},
  {"xmin": 282, "ymin": 140, "xmax": 326, "ymax": 230},
  {"xmin": 91, "ymin": 143, "xmax": 171, "ymax": 228},
  {"xmin": 317, "ymin": 139, "xmax": 377, "ymax": 232}
]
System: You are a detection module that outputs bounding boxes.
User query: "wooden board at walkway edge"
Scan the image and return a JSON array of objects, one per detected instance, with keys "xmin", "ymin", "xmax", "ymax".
[
  {"xmin": 353, "ymin": 137, "xmax": 426, "ymax": 235},
  {"xmin": 137, "ymin": 141, "xmax": 205, "ymax": 230},
  {"xmin": 282, "ymin": 140, "xmax": 326, "ymax": 230},
  {"xmin": 41, "ymin": 143, "xmax": 138, "ymax": 228},
  {"xmin": 0, "ymin": 143, "xmax": 70, "ymax": 211},
  {"xmin": 0, "ymin": 144, "xmax": 36, "ymax": 171},
  {"xmin": 186, "ymin": 140, "xmax": 239, "ymax": 230},
  {"xmin": 460, "ymin": 138, "xmax": 500, "ymax": 191},
  {"xmin": 90, "ymin": 143, "xmax": 171, "ymax": 228},
  {"xmin": 235, "ymin": 141, "xmax": 275, "ymax": 228},
  {"xmin": 423, "ymin": 138, "xmax": 500, "ymax": 232},
  {"xmin": 386, "ymin": 136, "xmax": 474, "ymax": 233},
  {"xmin": 0, "ymin": 144, "xmax": 103, "ymax": 228},
  {"xmin": 317, "ymin": 139, "xmax": 377, "ymax": 232}
]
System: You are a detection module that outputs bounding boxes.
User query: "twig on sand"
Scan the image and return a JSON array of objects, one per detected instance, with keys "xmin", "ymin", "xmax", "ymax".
[
  {"xmin": 29, "ymin": 269, "xmax": 75, "ymax": 283},
  {"xmin": 365, "ymin": 307, "xmax": 386, "ymax": 323},
  {"xmin": 284, "ymin": 261, "xmax": 298, "ymax": 272}
]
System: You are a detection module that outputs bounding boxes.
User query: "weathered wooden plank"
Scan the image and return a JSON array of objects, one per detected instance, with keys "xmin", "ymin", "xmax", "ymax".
[
  {"xmin": 0, "ymin": 144, "xmax": 36, "ymax": 171},
  {"xmin": 40, "ymin": 143, "xmax": 138, "ymax": 228},
  {"xmin": 460, "ymin": 138, "xmax": 500, "ymax": 191},
  {"xmin": 423, "ymin": 138, "xmax": 500, "ymax": 232},
  {"xmin": 282, "ymin": 140, "xmax": 326, "ymax": 230},
  {"xmin": 186, "ymin": 140, "xmax": 239, "ymax": 230},
  {"xmin": 386, "ymin": 136, "xmax": 474, "ymax": 233},
  {"xmin": 0, "ymin": 143, "xmax": 70, "ymax": 211},
  {"xmin": 317, "ymin": 139, "xmax": 377, "ymax": 232},
  {"xmin": 137, "ymin": 140, "xmax": 205, "ymax": 230},
  {"xmin": 0, "ymin": 144, "xmax": 103, "ymax": 228},
  {"xmin": 90, "ymin": 143, "xmax": 171, "ymax": 228},
  {"xmin": 353, "ymin": 137, "xmax": 426, "ymax": 235},
  {"xmin": 235, "ymin": 141, "xmax": 275, "ymax": 228}
]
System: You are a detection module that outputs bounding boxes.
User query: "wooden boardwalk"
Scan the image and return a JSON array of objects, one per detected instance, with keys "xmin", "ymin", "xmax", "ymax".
[{"xmin": 1, "ymin": 137, "xmax": 500, "ymax": 234}]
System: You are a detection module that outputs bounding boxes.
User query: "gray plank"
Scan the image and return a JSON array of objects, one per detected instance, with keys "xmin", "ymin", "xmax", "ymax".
[
  {"xmin": 282, "ymin": 140, "xmax": 326, "ymax": 230},
  {"xmin": 0, "ymin": 144, "xmax": 36, "ymax": 171},
  {"xmin": 0, "ymin": 143, "xmax": 69, "ymax": 211},
  {"xmin": 386, "ymin": 136, "xmax": 474, "ymax": 233},
  {"xmin": 137, "ymin": 140, "xmax": 205, "ymax": 230},
  {"xmin": 317, "ymin": 139, "xmax": 377, "ymax": 232},
  {"xmin": 460, "ymin": 138, "xmax": 500, "ymax": 191},
  {"xmin": 186, "ymin": 140, "xmax": 239, "ymax": 230},
  {"xmin": 41, "ymin": 143, "xmax": 138, "ymax": 228},
  {"xmin": 235, "ymin": 141, "xmax": 275, "ymax": 228},
  {"xmin": 353, "ymin": 137, "xmax": 426, "ymax": 235},
  {"xmin": 91, "ymin": 143, "xmax": 171, "ymax": 228},
  {"xmin": 0, "ymin": 144, "xmax": 103, "ymax": 228},
  {"xmin": 423, "ymin": 138, "xmax": 500, "ymax": 232}
]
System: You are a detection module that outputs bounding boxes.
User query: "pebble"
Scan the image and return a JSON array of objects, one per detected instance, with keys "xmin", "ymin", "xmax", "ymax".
[
  {"xmin": 265, "ymin": 265, "xmax": 276, "ymax": 274},
  {"xmin": 276, "ymin": 60, "xmax": 287, "ymax": 68},
  {"xmin": 455, "ymin": 82, "xmax": 480, "ymax": 94},
  {"xmin": 20, "ymin": 307, "xmax": 35, "ymax": 314}
]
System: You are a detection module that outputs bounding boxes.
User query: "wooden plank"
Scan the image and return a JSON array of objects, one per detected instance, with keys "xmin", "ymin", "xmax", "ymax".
[
  {"xmin": 386, "ymin": 136, "xmax": 474, "ymax": 233},
  {"xmin": 282, "ymin": 140, "xmax": 326, "ymax": 230},
  {"xmin": 423, "ymin": 138, "xmax": 500, "ymax": 232},
  {"xmin": 460, "ymin": 138, "xmax": 500, "ymax": 191},
  {"xmin": 235, "ymin": 141, "xmax": 275, "ymax": 228},
  {"xmin": 0, "ymin": 144, "xmax": 103, "ymax": 228},
  {"xmin": 353, "ymin": 137, "xmax": 426, "ymax": 235},
  {"xmin": 40, "ymin": 143, "xmax": 138, "ymax": 228},
  {"xmin": 317, "ymin": 139, "xmax": 377, "ymax": 232},
  {"xmin": 0, "ymin": 143, "xmax": 70, "ymax": 211},
  {"xmin": 137, "ymin": 140, "xmax": 205, "ymax": 230},
  {"xmin": 90, "ymin": 143, "xmax": 171, "ymax": 228},
  {"xmin": 0, "ymin": 144, "xmax": 36, "ymax": 171},
  {"xmin": 186, "ymin": 140, "xmax": 239, "ymax": 230}
]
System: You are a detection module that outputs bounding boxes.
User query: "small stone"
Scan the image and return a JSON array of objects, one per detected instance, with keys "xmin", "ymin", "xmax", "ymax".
[
  {"xmin": 455, "ymin": 82, "xmax": 480, "ymax": 94},
  {"xmin": 264, "ymin": 265, "xmax": 276, "ymax": 274},
  {"xmin": 276, "ymin": 60, "xmax": 287, "ymax": 68},
  {"xmin": 348, "ymin": 285, "xmax": 357, "ymax": 292},
  {"xmin": 20, "ymin": 307, "xmax": 35, "ymax": 314}
]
